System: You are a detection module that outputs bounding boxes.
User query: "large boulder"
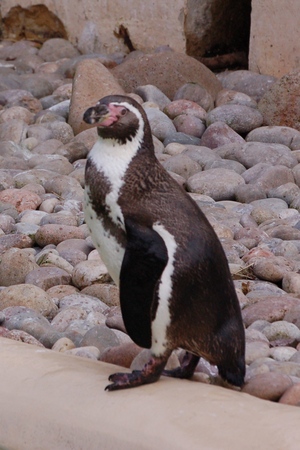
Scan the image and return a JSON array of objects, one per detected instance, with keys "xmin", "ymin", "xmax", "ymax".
[
  {"xmin": 111, "ymin": 51, "xmax": 222, "ymax": 100},
  {"xmin": 258, "ymin": 69, "xmax": 300, "ymax": 131}
]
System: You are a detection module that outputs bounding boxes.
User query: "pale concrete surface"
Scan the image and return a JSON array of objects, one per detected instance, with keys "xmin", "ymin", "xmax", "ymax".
[
  {"xmin": 249, "ymin": 0, "xmax": 300, "ymax": 77},
  {"xmin": 0, "ymin": 0, "xmax": 186, "ymax": 54},
  {"xmin": 0, "ymin": 337, "xmax": 299, "ymax": 450}
]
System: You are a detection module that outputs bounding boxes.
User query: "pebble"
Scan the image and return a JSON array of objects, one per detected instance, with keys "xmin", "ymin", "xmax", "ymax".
[
  {"xmin": 242, "ymin": 372, "xmax": 292, "ymax": 401},
  {"xmin": 0, "ymin": 284, "xmax": 57, "ymax": 318},
  {"xmin": 1, "ymin": 36, "xmax": 300, "ymax": 406}
]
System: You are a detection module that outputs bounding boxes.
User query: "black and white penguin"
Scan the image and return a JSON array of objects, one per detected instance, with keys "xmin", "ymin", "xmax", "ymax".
[{"xmin": 83, "ymin": 94, "xmax": 245, "ymax": 391}]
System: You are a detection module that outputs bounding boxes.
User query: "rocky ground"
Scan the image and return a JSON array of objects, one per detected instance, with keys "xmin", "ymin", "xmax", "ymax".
[{"xmin": 1, "ymin": 37, "xmax": 300, "ymax": 406}]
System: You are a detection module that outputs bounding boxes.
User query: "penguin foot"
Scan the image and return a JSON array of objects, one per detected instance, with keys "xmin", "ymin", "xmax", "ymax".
[
  {"xmin": 105, "ymin": 354, "xmax": 168, "ymax": 391},
  {"xmin": 163, "ymin": 352, "xmax": 200, "ymax": 379}
]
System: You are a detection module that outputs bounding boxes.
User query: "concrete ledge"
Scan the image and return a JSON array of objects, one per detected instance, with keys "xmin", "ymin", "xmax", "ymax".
[{"xmin": 0, "ymin": 337, "xmax": 299, "ymax": 450}]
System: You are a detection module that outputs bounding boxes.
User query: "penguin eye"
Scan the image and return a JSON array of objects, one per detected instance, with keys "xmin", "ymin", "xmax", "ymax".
[{"xmin": 119, "ymin": 107, "xmax": 127, "ymax": 116}]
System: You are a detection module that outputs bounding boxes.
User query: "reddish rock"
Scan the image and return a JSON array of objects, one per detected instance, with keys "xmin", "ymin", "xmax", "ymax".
[
  {"xmin": 0, "ymin": 234, "xmax": 33, "ymax": 254},
  {"xmin": 25, "ymin": 267, "xmax": 72, "ymax": 291},
  {"xmin": 258, "ymin": 69, "xmax": 300, "ymax": 131},
  {"xmin": 242, "ymin": 372, "xmax": 292, "ymax": 401},
  {"xmin": 279, "ymin": 383, "xmax": 300, "ymax": 406},
  {"xmin": 81, "ymin": 284, "xmax": 119, "ymax": 307},
  {"xmin": 111, "ymin": 52, "xmax": 222, "ymax": 101},
  {"xmin": 200, "ymin": 122, "xmax": 245, "ymax": 149},
  {"xmin": 6, "ymin": 329, "xmax": 44, "ymax": 347},
  {"xmin": 242, "ymin": 296, "xmax": 300, "ymax": 327},
  {"xmin": 0, "ymin": 188, "xmax": 41, "ymax": 212},
  {"xmin": 100, "ymin": 342, "xmax": 142, "ymax": 368},
  {"xmin": 35, "ymin": 224, "xmax": 85, "ymax": 247}
]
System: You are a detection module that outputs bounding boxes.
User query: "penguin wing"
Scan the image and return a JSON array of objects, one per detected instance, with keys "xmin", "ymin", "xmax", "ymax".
[{"xmin": 119, "ymin": 217, "xmax": 168, "ymax": 348}]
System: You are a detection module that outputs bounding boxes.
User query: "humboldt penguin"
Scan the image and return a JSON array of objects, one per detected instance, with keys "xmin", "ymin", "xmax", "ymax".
[{"xmin": 83, "ymin": 94, "xmax": 245, "ymax": 391}]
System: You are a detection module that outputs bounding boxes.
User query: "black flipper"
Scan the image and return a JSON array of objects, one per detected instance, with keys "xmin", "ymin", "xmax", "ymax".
[{"xmin": 119, "ymin": 218, "xmax": 168, "ymax": 348}]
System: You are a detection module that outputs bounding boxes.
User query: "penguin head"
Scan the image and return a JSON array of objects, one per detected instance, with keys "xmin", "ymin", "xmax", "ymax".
[{"xmin": 83, "ymin": 95, "xmax": 152, "ymax": 147}]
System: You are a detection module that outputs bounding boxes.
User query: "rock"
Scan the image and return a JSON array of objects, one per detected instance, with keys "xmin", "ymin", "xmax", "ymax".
[
  {"xmin": 68, "ymin": 59, "xmax": 125, "ymax": 135},
  {"xmin": 65, "ymin": 346, "xmax": 101, "ymax": 360},
  {"xmin": 79, "ymin": 324, "xmax": 120, "ymax": 353},
  {"xmin": 52, "ymin": 337, "xmax": 76, "ymax": 352},
  {"xmin": 173, "ymin": 114, "xmax": 206, "ymax": 138},
  {"xmin": 0, "ymin": 188, "xmax": 41, "ymax": 212},
  {"xmin": 43, "ymin": 175, "xmax": 84, "ymax": 202},
  {"xmin": 282, "ymin": 272, "xmax": 300, "ymax": 296},
  {"xmin": 164, "ymin": 99, "xmax": 207, "ymax": 121},
  {"xmin": 162, "ymin": 153, "xmax": 201, "ymax": 179},
  {"xmin": 242, "ymin": 163, "xmax": 298, "ymax": 192},
  {"xmin": 0, "ymin": 89, "xmax": 42, "ymax": 113},
  {"xmin": 130, "ymin": 348, "xmax": 180, "ymax": 371},
  {"xmin": 182, "ymin": 145, "xmax": 221, "ymax": 168},
  {"xmin": 0, "ymin": 284, "xmax": 57, "ymax": 318},
  {"xmin": 246, "ymin": 125, "xmax": 300, "ymax": 150},
  {"xmin": 0, "ymin": 214, "xmax": 15, "ymax": 233},
  {"xmin": 216, "ymin": 90, "xmax": 257, "ymax": 109},
  {"xmin": 39, "ymin": 38, "xmax": 80, "ymax": 61},
  {"xmin": 163, "ymin": 132, "xmax": 201, "ymax": 146},
  {"xmin": 25, "ymin": 267, "xmax": 72, "ymax": 290},
  {"xmin": 134, "ymin": 85, "xmax": 171, "ymax": 109},
  {"xmin": 40, "ymin": 211, "xmax": 78, "ymax": 227},
  {"xmin": 200, "ymin": 122, "xmax": 245, "ymax": 149},
  {"xmin": 186, "ymin": 168, "xmax": 245, "ymax": 200},
  {"xmin": 262, "ymin": 321, "xmax": 300, "ymax": 345},
  {"xmin": 217, "ymin": 70, "xmax": 277, "ymax": 102},
  {"xmin": 267, "ymin": 183, "xmax": 300, "ymax": 206},
  {"xmin": 206, "ymin": 105, "xmax": 263, "ymax": 134},
  {"xmin": 50, "ymin": 306, "xmax": 88, "ymax": 332},
  {"xmin": 18, "ymin": 74, "xmax": 54, "ymax": 99},
  {"xmin": 0, "ymin": 248, "xmax": 38, "ymax": 286},
  {"xmin": 35, "ymin": 224, "xmax": 84, "ymax": 247},
  {"xmin": 0, "ymin": 105, "xmax": 34, "ymax": 124},
  {"xmin": 242, "ymin": 296, "xmax": 300, "ymax": 327},
  {"xmin": 105, "ymin": 306, "xmax": 126, "ymax": 333},
  {"xmin": 46, "ymin": 285, "xmax": 78, "ymax": 303},
  {"xmin": 100, "ymin": 342, "xmax": 142, "ymax": 368},
  {"xmin": 0, "ymin": 234, "xmax": 33, "ymax": 253},
  {"xmin": 111, "ymin": 52, "xmax": 222, "ymax": 100},
  {"xmin": 258, "ymin": 69, "xmax": 300, "ymax": 131},
  {"xmin": 218, "ymin": 143, "xmax": 297, "ymax": 170},
  {"xmin": 270, "ymin": 347, "xmax": 297, "ymax": 362},
  {"xmin": 59, "ymin": 293, "xmax": 108, "ymax": 314},
  {"xmin": 144, "ymin": 106, "xmax": 176, "ymax": 141},
  {"xmin": 173, "ymin": 82, "xmax": 214, "ymax": 111},
  {"xmin": 5, "ymin": 329, "xmax": 45, "ymax": 347},
  {"xmin": 279, "ymin": 383, "xmax": 300, "ymax": 405},
  {"xmin": 252, "ymin": 256, "xmax": 294, "ymax": 283},
  {"xmin": 81, "ymin": 283, "xmax": 119, "ymax": 307},
  {"xmin": 0, "ymin": 119, "xmax": 28, "ymax": 144},
  {"xmin": 72, "ymin": 260, "xmax": 111, "ymax": 289},
  {"xmin": 245, "ymin": 341, "xmax": 270, "ymax": 365},
  {"xmin": 39, "ymin": 121, "xmax": 74, "ymax": 144},
  {"xmin": 242, "ymin": 372, "xmax": 292, "ymax": 401}
]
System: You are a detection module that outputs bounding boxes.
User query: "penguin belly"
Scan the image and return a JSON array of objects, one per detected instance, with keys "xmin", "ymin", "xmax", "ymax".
[{"xmin": 84, "ymin": 188, "xmax": 125, "ymax": 286}]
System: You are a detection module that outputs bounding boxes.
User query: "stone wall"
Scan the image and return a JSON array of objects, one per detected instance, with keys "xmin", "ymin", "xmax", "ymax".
[
  {"xmin": 249, "ymin": 0, "xmax": 300, "ymax": 77},
  {"xmin": 0, "ymin": 0, "xmax": 187, "ymax": 54},
  {"xmin": 1, "ymin": 1, "xmax": 300, "ymax": 90},
  {"xmin": 1, "ymin": 0, "xmax": 250, "ymax": 59}
]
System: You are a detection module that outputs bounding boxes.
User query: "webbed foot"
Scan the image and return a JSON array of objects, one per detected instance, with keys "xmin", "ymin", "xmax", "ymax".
[
  {"xmin": 105, "ymin": 354, "xmax": 169, "ymax": 391},
  {"xmin": 162, "ymin": 352, "xmax": 200, "ymax": 379}
]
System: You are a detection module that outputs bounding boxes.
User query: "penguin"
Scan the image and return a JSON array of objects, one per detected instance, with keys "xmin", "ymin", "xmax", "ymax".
[{"xmin": 83, "ymin": 94, "xmax": 245, "ymax": 391}]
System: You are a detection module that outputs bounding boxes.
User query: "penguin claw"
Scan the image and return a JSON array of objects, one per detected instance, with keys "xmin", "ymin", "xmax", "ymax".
[{"xmin": 105, "ymin": 370, "xmax": 145, "ymax": 391}]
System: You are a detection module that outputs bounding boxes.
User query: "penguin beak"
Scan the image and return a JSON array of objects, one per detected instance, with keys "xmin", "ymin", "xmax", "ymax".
[{"xmin": 83, "ymin": 104, "xmax": 111, "ymax": 126}]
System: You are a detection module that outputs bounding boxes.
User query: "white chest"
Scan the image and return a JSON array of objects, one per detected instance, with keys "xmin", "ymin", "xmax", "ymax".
[{"xmin": 84, "ymin": 188, "xmax": 125, "ymax": 286}]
